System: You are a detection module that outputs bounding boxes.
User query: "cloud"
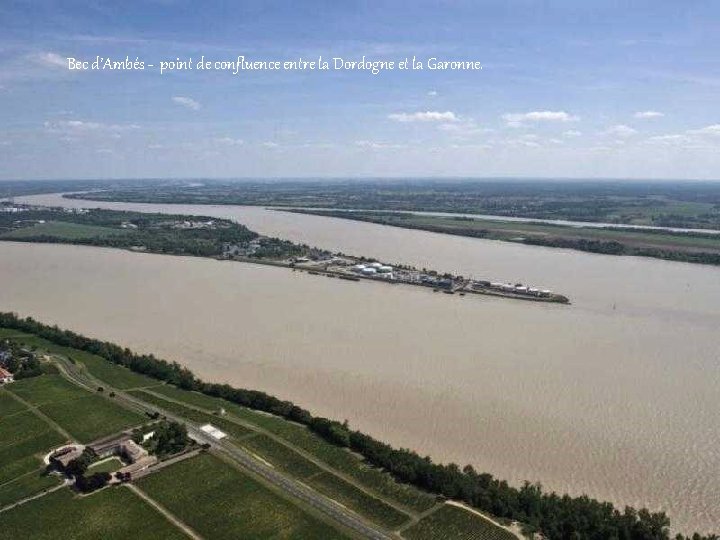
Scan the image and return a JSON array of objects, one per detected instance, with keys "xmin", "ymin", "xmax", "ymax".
[
  {"xmin": 388, "ymin": 111, "xmax": 458, "ymax": 122},
  {"xmin": 172, "ymin": 96, "xmax": 201, "ymax": 110},
  {"xmin": 262, "ymin": 141, "xmax": 279, "ymax": 148},
  {"xmin": 634, "ymin": 111, "xmax": 664, "ymax": 119},
  {"xmin": 43, "ymin": 119, "xmax": 140, "ymax": 137},
  {"xmin": 33, "ymin": 52, "xmax": 67, "ymax": 69},
  {"xmin": 427, "ymin": 90, "xmax": 438, "ymax": 97},
  {"xmin": 563, "ymin": 130, "xmax": 582, "ymax": 137},
  {"xmin": 214, "ymin": 137, "xmax": 244, "ymax": 146},
  {"xmin": 355, "ymin": 140, "xmax": 406, "ymax": 149},
  {"xmin": 604, "ymin": 124, "xmax": 637, "ymax": 137},
  {"xmin": 687, "ymin": 124, "xmax": 720, "ymax": 136},
  {"xmin": 502, "ymin": 110, "xmax": 579, "ymax": 127}
]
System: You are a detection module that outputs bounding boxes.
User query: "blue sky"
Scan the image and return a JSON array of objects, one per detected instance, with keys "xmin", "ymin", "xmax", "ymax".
[{"xmin": 1, "ymin": 0, "xmax": 719, "ymax": 180}]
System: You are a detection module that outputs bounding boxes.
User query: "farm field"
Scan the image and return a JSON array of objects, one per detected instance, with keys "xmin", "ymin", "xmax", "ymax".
[
  {"xmin": 403, "ymin": 504, "xmax": 518, "ymax": 540},
  {"xmin": 137, "ymin": 452, "xmax": 350, "ymax": 539},
  {"xmin": 0, "ymin": 486, "xmax": 188, "ymax": 540},
  {"xmin": 8, "ymin": 375, "xmax": 144, "ymax": 443},
  {"xmin": 0, "ymin": 470, "xmax": 61, "ymax": 508},
  {"xmin": 306, "ymin": 471, "xmax": 411, "ymax": 529},
  {"xmin": 0, "ymin": 406, "xmax": 65, "ymax": 484},
  {"xmin": 241, "ymin": 433, "xmax": 322, "ymax": 479}
]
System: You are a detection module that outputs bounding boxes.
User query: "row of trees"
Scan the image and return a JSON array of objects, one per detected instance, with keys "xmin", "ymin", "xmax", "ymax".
[{"xmin": 1, "ymin": 311, "xmax": 716, "ymax": 540}]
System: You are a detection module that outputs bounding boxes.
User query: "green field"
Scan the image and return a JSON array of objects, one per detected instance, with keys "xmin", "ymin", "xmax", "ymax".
[
  {"xmin": 307, "ymin": 471, "xmax": 410, "ymax": 529},
  {"xmin": 8, "ymin": 375, "xmax": 145, "ymax": 443},
  {"xmin": 403, "ymin": 504, "xmax": 517, "ymax": 540},
  {"xmin": 0, "ymin": 329, "xmax": 31, "ymax": 339},
  {"xmin": 2, "ymin": 334, "xmax": 158, "ymax": 389},
  {"xmin": 241, "ymin": 433, "xmax": 322, "ymax": 479},
  {"xmin": 0, "ymin": 408, "xmax": 65, "ymax": 484},
  {"xmin": 7, "ymin": 374, "xmax": 89, "ymax": 406},
  {"xmin": 137, "ymin": 453, "xmax": 349, "ymax": 539},
  {"xmin": 0, "ymin": 389, "xmax": 28, "ymax": 417},
  {"xmin": 147, "ymin": 384, "xmax": 437, "ymax": 512},
  {"xmin": 0, "ymin": 470, "xmax": 61, "ymax": 508},
  {"xmin": 0, "ymin": 486, "xmax": 188, "ymax": 540},
  {"xmin": 0, "ymin": 220, "xmax": 125, "ymax": 240}
]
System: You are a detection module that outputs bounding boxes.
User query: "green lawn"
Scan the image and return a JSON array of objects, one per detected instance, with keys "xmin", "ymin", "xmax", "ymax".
[
  {"xmin": 88, "ymin": 457, "xmax": 124, "ymax": 474},
  {"xmin": 7, "ymin": 375, "xmax": 145, "ymax": 443},
  {"xmin": 0, "ymin": 220, "xmax": 125, "ymax": 240},
  {"xmin": 403, "ymin": 504, "xmax": 517, "ymax": 540},
  {"xmin": 0, "ymin": 486, "xmax": 188, "ymax": 540},
  {"xmin": 0, "ymin": 470, "xmax": 62, "ymax": 508},
  {"xmin": 0, "ymin": 410, "xmax": 65, "ymax": 484},
  {"xmin": 137, "ymin": 453, "xmax": 349, "ymax": 539},
  {"xmin": 148, "ymin": 384, "xmax": 437, "ymax": 512}
]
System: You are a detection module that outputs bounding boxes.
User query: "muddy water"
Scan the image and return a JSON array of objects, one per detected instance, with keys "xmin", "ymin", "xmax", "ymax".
[{"xmin": 3, "ymin": 193, "xmax": 718, "ymax": 533}]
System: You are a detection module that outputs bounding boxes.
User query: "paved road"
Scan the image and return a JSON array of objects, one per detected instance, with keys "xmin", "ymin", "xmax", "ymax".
[{"xmin": 54, "ymin": 356, "xmax": 392, "ymax": 540}]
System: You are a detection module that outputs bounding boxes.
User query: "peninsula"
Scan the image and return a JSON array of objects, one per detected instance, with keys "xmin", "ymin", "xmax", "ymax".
[{"xmin": 0, "ymin": 202, "xmax": 569, "ymax": 304}]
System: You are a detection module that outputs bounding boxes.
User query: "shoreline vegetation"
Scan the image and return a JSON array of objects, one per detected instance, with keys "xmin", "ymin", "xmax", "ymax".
[
  {"xmin": 0, "ymin": 203, "xmax": 570, "ymax": 304},
  {"xmin": 0, "ymin": 312, "xmax": 717, "ymax": 540}
]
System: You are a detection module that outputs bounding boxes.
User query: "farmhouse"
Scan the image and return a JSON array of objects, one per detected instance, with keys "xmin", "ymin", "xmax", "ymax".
[
  {"xmin": 89, "ymin": 434, "xmax": 158, "ymax": 479},
  {"xmin": 0, "ymin": 366, "xmax": 14, "ymax": 384}
]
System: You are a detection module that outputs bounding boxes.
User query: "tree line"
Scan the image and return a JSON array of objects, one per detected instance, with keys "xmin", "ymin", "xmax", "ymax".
[{"xmin": 0, "ymin": 311, "xmax": 716, "ymax": 540}]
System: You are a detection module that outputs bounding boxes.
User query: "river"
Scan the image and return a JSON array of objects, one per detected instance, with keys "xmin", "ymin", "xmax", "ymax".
[{"xmin": 2, "ymin": 193, "xmax": 719, "ymax": 533}]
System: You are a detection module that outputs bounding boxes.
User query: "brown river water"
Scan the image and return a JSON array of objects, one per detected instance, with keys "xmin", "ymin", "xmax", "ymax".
[{"xmin": 2, "ymin": 193, "xmax": 719, "ymax": 533}]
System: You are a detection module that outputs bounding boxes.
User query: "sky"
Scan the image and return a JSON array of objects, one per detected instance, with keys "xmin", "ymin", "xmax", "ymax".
[{"xmin": 1, "ymin": 0, "xmax": 719, "ymax": 180}]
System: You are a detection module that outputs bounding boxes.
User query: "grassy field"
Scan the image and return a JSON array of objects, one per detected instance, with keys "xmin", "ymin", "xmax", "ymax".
[
  {"xmin": 8, "ymin": 375, "xmax": 145, "ymax": 443},
  {"xmin": 0, "ymin": 470, "xmax": 61, "ymax": 508},
  {"xmin": 137, "ymin": 453, "xmax": 350, "ymax": 539},
  {"xmin": 0, "ymin": 220, "xmax": 125, "ymax": 240},
  {"xmin": 0, "ymin": 407, "xmax": 65, "ymax": 484},
  {"xmin": 403, "ymin": 504, "xmax": 518, "ymax": 540},
  {"xmin": 0, "ymin": 328, "xmax": 31, "ymax": 339},
  {"xmin": 147, "ymin": 384, "xmax": 437, "ymax": 512},
  {"xmin": 0, "ymin": 486, "xmax": 188, "ymax": 540}
]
